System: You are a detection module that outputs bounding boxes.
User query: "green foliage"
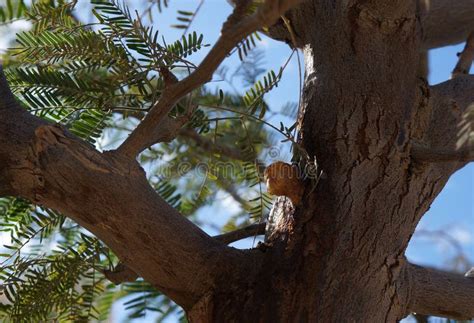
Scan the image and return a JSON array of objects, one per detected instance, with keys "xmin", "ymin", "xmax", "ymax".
[
  {"xmin": 243, "ymin": 68, "xmax": 281, "ymax": 118},
  {"xmin": 92, "ymin": 0, "xmax": 207, "ymax": 67},
  {"xmin": 243, "ymin": 162, "xmax": 273, "ymax": 219},
  {"xmin": 0, "ymin": 2, "xmax": 469, "ymax": 323},
  {"xmin": 0, "ymin": 0, "xmax": 26, "ymax": 24},
  {"xmin": 0, "ymin": 0, "xmax": 300, "ymax": 321},
  {"xmin": 167, "ymin": 31, "xmax": 205, "ymax": 60},
  {"xmin": 27, "ymin": 0, "xmax": 78, "ymax": 32}
]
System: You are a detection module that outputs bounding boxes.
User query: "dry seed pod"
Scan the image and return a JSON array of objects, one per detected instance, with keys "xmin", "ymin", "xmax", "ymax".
[{"xmin": 264, "ymin": 161, "xmax": 304, "ymax": 205}]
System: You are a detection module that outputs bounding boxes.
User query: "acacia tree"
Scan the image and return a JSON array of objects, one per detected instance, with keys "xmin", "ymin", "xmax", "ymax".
[{"xmin": 0, "ymin": 0, "xmax": 473, "ymax": 321}]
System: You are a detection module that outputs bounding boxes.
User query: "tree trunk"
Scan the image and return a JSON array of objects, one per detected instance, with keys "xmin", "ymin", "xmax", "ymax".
[
  {"xmin": 191, "ymin": 2, "xmax": 472, "ymax": 321},
  {"xmin": 1, "ymin": 1, "xmax": 474, "ymax": 322}
]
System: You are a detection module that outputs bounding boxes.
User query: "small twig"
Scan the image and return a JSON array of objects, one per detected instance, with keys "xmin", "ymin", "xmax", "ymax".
[
  {"xmin": 452, "ymin": 32, "xmax": 474, "ymax": 78},
  {"xmin": 411, "ymin": 142, "xmax": 474, "ymax": 163},
  {"xmin": 214, "ymin": 223, "xmax": 266, "ymax": 244}
]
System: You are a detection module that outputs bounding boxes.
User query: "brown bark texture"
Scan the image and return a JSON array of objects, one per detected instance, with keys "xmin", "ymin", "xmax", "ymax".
[{"xmin": 1, "ymin": 0, "xmax": 474, "ymax": 322}]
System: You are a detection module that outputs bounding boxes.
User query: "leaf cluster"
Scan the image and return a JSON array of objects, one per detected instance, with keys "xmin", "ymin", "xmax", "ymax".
[{"xmin": 0, "ymin": 0, "xmax": 298, "ymax": 320}]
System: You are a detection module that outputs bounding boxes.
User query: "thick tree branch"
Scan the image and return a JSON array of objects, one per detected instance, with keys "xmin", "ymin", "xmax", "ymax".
[
  {"xmin": 359, "ymin": 1, "xmax": 474, "ymax": 50},
  {"xmin": 214, "ymin": 223, "xmax": 266, "ymax": 245},
  {"xmin": 417, "ymin": 75, "xmax": 474, "ymax": 167},
  {"xmin": 452, "ymin": 32, "xmax": 474, "ymax": 78},
  {"xmin": 117, "ymin": 0, "xmax": 303, "ymax": 159},
  {"xmin": 0, "ymin": 66, "xmax": 256, "ymax": 310},
  {"xmin": 421, "ymin": 0, "xmax": 474, "ymax": 49},
  {"xmin": 411, "ymin": 142, "xmax": 474, "ymax": 162},
  {"xmin": 102, "ymin": 223, "xmax": 267, "ymax": 284},
  {"xmin": 405, "ymin": 262, "xmax": 474, "ymax": 320}
]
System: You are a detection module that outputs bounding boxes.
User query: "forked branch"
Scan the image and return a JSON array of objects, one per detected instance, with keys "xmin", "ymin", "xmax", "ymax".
[
  {"xmin": 0, "ymin": 66, "xmax": 253, "ymax": 309},
  {"xmin": 422, "ymin": 0, "xmax": 474, "ymax": 49},
  {"xmin": 405, "ymin": 262, "xmax": 474, "ymax": 320},
  {"xmin": 452, "ymin": 32, "xmax": 474, "ymax": 78},
  {"xmin": 417, "ymin": 75, "xmax": 474, "ymax": 166},
  {"xmin": 117, "ymin": 0, "xmax": 303, "ymax": 159}
]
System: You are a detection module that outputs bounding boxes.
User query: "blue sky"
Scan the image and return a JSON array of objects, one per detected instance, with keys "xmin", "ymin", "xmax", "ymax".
[
  {"xmin": 120, "ymin": 1, "xmax": 473, "ymax": 322},
  {"xmin": 144, "ymin": 0, "xmax": 474, "ymax": 269},
  {"xmin": 0, "ymin": 1, "xmax": 472, "ymax": 321}
]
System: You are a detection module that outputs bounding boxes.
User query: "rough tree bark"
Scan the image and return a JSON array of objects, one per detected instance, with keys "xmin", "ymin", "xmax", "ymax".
[{"xmin": 0, "ymin": 0, "xmax": 473, "ymax": 322}]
